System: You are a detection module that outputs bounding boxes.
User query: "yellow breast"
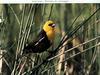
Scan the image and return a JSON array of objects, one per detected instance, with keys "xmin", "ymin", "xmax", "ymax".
[
  {"xmin": 43, "ymin": 20, "xmax": 55, "ymax": 41},
  {"xmin": 46, "ymin": 30, "xmax": 55, "ymax": 41}
]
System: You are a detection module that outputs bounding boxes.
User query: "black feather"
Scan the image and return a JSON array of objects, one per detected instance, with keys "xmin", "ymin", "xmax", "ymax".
[{"xmin": 23, "ymin": 30, "xmax": 51, "ymax": 53}]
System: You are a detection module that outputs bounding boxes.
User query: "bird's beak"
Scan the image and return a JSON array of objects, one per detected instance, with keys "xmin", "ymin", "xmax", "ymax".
[{"xmin": 52, "ymin": 24, "xmax": 56, "ymax": 27}]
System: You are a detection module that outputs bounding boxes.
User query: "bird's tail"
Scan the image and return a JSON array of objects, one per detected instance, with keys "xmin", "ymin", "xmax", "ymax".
[{"xmin": 23, "ymin": 45, "xmax": 32, "ymax": 54}]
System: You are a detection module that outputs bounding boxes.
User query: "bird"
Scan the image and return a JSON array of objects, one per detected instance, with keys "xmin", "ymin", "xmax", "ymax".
[{"xmin": 23, "ymin": 20, "xmax": 56, "ymax": 53}]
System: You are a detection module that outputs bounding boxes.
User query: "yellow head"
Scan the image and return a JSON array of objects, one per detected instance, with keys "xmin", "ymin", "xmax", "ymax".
[{"xmin": 43, "ymin": 20, "xmax": 56, "ymax": 41}]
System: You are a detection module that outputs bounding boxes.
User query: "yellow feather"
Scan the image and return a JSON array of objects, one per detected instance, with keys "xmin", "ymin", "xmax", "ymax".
[{"xmin": 43, "ymin": 20, "xmax": 55, "ymax": 41}]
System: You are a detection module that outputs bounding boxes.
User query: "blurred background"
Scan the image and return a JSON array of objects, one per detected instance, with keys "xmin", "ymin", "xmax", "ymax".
[{"xmin": 0, "ymin": 4, "xmax": 100, "ymax": 75}]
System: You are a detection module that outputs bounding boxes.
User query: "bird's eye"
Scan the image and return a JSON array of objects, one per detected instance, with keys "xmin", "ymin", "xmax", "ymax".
[{"xmin": 48, "ymin": 23, "xmax": 53, "ymax": 26}]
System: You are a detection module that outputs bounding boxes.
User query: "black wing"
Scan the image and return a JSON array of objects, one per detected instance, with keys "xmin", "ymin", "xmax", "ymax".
[{"xmin": 23, "ymin": 30, "xmax": 51, "ymax": 53}]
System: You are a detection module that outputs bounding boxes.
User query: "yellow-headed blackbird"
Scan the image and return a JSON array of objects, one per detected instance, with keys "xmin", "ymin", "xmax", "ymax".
[{"xmin": 23, "ymin": 20, "xmax": 56, "ymax": 53}]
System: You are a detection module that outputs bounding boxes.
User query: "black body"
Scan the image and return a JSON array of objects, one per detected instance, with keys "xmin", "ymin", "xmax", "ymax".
[{"xmin": 23, "ymin": 30, "xmax": 51, "ymax": 53}]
